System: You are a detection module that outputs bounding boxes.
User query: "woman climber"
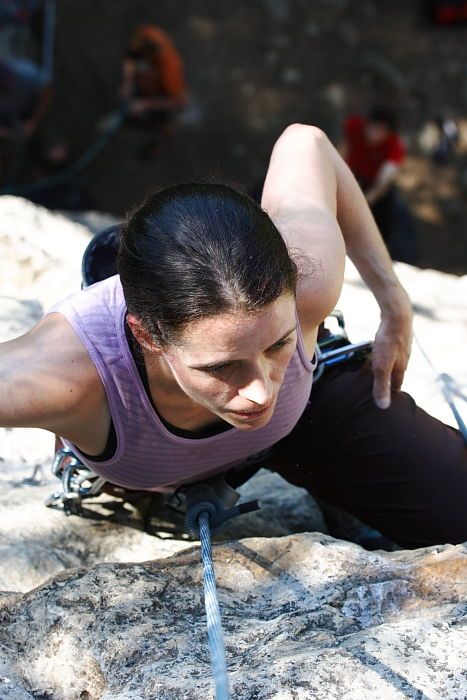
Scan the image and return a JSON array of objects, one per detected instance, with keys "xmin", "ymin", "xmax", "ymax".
[{"xmin": 0, "ymin": 124, "xmax": 465, "ymax": 548}]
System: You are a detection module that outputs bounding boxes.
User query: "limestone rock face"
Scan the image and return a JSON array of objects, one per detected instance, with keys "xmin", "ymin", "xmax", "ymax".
[
  {"xmin": 0, "ymin": 196, "xmax": 90, "ymax": 308},
  {"xmin": 0, "ymin": 297, "xmax": 43, "ymax": 343},
  {"xmin": 0, "ymin": 534, "xmax": 466, "ymax": 700}
]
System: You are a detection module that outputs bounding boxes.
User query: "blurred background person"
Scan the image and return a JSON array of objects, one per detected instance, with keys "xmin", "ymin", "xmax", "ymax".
[
  {"xmin": 0, "ymin": 0, "xmax": 54, "ymax": 184},
  {"xmin": 0, "ymin": 54, "xmax": 51, "ymax": 138},
  {"xmin": 342, "ymin": 107, "xmax": 418, "ymax": 265},
  {"xmin": 120, "ymin": 24, "xmax": 188, "ymax": 159},
  {"xmin": 432, "ymin": 116, "xmax": 459, "ymax": 163},
  {"xmin": 425, "ymin": 0, "xmax": 467, "ymax": 25}
]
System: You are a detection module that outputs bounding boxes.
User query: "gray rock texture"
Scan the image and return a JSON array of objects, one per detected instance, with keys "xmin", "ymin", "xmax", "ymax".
[{"xmin": 0, "ymin": 534, "xmax": 466, "ymax": 699}]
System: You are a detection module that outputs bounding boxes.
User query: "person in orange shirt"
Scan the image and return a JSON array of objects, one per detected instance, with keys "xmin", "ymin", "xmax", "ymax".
[{"xmin": 120, "ymin": 25, "xmax": 188, "ymax": 156}]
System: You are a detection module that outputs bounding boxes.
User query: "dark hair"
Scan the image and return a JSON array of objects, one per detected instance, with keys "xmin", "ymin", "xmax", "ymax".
[
  {"xmin": 117, "ymin": 183, "xmax": 297, "ymax": 346},
  {"xmin": 126, "ymin": 39, "xmax": 160, "ymax": 61},
  {"xmin": 368, "ymin": 107, "xmax": 398, "ymax": 132}
]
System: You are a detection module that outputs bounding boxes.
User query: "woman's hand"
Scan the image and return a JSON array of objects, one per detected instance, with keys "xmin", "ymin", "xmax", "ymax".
[{"xmin": 371, "ymin": 290, "xmax": 413, "ymax": 409}]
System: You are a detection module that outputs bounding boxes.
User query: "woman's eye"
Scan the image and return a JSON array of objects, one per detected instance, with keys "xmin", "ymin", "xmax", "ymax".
[
  {"xmin": 204, "ymin": 363, "xmax": 231, "ymax": 375},
  {"xmin": 270, "ymin": 337, "xmax": 293, "ymax": 351}
]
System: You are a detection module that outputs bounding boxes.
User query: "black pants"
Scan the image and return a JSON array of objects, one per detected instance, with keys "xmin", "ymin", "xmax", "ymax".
[{"xmin": 231, "ymin": 362, "xmax": 467, "ymax": 549}]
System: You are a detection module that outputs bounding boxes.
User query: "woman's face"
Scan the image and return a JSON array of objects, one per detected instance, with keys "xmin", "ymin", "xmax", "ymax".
[{"xmin": 162, "ymin": 293, "xmax": 297, "ymax": 430}]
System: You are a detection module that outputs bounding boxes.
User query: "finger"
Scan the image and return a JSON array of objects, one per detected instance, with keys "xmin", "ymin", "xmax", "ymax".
[
  {"xmin": 372, "ymin": 364, "xmax": 392, "ymax": 409},
  {"xmin": 391, "ymin": 364, "xmax": 406, "ymax": 392}
]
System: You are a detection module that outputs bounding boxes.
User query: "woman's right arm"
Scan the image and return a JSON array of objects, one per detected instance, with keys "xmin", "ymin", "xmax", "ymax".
[{"xmin": 0, "ymin": 314, "xmax": 108, "ymax": 449}]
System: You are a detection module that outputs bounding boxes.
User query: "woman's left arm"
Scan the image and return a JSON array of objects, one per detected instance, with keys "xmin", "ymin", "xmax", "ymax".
[
  {"xmin": 262, "ymin": 123, "xmax": 413, "ymax": 409},
  {"xmin": 327, "ymin": 129, "xmax": 413, "ymax": 409}
]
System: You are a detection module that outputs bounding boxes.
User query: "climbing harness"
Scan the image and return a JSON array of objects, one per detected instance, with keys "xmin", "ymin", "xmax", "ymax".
[
  {"xmin": 314, "ymin": 339, "xmax": 373, "ymax": 381},
  {"xmin": 313, "ymin": 309, "xmax": 373, "ymax": 382},
  {"xmin": 44, "ymin": 446, "xmax": 106, "ymax": 515}
]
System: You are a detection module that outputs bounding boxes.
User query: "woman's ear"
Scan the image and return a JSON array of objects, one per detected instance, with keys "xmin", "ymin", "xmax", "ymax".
[{"xmin": 126, "ymin": 314, "xmax": 162, "ymax": 353}]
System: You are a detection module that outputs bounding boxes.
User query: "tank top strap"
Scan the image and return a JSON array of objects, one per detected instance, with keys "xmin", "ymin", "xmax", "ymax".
[{"xmin": 294, "ymin": 307, "xmax": 318, "ymax": 373}]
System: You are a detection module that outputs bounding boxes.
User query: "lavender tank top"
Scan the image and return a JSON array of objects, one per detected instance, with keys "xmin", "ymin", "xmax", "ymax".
[{"xmin": 48, "ymin": 275, "xmax": 316, "ymax": 491}]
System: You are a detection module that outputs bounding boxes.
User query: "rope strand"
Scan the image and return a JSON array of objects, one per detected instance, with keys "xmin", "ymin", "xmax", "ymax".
[{"xmin": 198, "ymin": 511, "xmax": 231, "ymax": 699}]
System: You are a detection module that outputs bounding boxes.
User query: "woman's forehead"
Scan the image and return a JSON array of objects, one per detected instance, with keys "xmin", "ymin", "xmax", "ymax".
[{"xmin": 176, "ymin": 295, "xmax": 296, "ymax": 354}]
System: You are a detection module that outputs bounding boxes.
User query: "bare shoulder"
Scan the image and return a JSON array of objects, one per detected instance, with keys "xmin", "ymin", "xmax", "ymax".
[
  {"xmin": 262, "ymin": 123, "xmax": 346, "ymax": 338},
  {"xmin": 262, "ymin": 124, "xmax": 336, "ymax": 217},
  {"xmin": 0, "ymin": 312, "xmax": 107, "ymax": 436}
]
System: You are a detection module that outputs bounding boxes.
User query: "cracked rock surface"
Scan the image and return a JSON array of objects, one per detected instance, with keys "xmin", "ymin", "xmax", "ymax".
[{"xmin": 0, "ymin": 535, "xmax": 466, "ymax": 699}]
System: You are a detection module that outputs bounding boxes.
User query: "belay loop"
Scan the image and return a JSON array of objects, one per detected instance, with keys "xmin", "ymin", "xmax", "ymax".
[{"xmin": 185, "ymin": 496, "xmax": 260, "ymax": 538}]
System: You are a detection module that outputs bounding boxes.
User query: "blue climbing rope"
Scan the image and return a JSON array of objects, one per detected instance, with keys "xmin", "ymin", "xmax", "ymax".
[
  {"xmin": 198, "ymin": 511, "xmax": 231, "ymax": 700},
  {"xmin": 185, "ymin": 493, "xmax": 259, "ymax": 699}
]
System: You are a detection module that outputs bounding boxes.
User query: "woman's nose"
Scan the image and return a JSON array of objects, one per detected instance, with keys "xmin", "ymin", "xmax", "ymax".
[{"xmin": 237, "ymin": 366, "xmax": 274, "ymax": 406}]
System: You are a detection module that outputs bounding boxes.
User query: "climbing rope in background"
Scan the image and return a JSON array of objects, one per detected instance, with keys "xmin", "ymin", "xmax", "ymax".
[
  {"xmin": 1, "ymin": 103, "xmax": 129, "ymax": 196},
  {"xmin": 414, "ymin": 334, "xmax": 467, "ymax": 444}
]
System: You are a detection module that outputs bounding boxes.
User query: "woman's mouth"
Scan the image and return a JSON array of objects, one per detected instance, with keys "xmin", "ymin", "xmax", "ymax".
[{"xmin": 228, "ymin": 405, "xmax": 272, "ymax": 420}]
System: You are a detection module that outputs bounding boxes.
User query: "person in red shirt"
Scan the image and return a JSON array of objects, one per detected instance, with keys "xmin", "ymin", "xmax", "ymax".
[
  {"xmin": 343, "ymin": 108, "xmax": 417, "ymax": 264},
  {"xmin": 425, "ymin": 0, "xmax": 467, "ymax": 25},
  {"xmin": 344, "ymin": 110, "xmax": 404, "ymax": 202}
]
